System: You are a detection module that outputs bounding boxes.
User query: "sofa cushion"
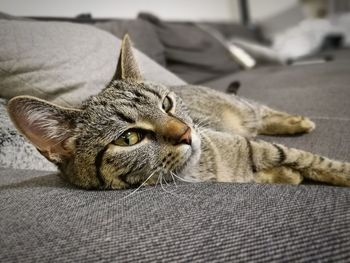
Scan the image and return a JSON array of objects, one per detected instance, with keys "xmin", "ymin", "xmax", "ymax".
[
  {"xmin": 139, "ymin": 13, "xmax": 240, "ymax": 84},
  {"xmin": 1, "ymin": 167, "xmax": 350, "ymax": 262},
  {"xmin": 205, "ymin": 57, "xmax": 350, "ymax": 118},
  {"xmin": 95, "ymin": 18, "xmax": 166, "ymax": 66},
  {"xmin": 0, "ymin": 19, "xmax": 185, "ymax": 107}
]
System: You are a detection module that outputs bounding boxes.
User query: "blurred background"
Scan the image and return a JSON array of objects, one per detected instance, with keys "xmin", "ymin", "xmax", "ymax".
[
  {"xmin": 1, "ymin": 0, "xmax": 349, "ymax": 85},
  {"xmin": 2, "ymin": 0, "xmax": 349, "ymax": 37},
  {"xmin": 0, "ymin": 0, "xmax": 300, "ymax": 22}
]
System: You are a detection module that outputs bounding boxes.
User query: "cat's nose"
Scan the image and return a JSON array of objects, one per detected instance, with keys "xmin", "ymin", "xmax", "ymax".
[
  {"xmin": 161, "ymin": 118, "xmax": 192, "ymax": 146},
  {"xmin": 178, "ymin": 127, "xmax": 192, "ymax": 145}
]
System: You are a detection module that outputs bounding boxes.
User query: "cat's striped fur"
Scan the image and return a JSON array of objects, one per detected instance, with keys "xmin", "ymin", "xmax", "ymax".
[{"xmin": 7, "ymin": 35, "xmax": 350, "ymax": 189}]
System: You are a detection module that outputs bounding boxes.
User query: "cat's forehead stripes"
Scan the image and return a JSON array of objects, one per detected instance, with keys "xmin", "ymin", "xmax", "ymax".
[
  {"xmin": 82, "ymin": 81, "xmax": 170, "ymax": 125},
  {"xmin": 140, "ymin": 85, "xmax": 163, "ymax": 99},
  {"xmin": 92, "ymin": 82, "xmax": 165, "ymax": 111},
  {"xmin": 109, "ymin": 80, "xmax": 166, "ymax": 98},
  {"xmin": 114, "ymin": 110, "xmax": 135, "ymax": 123}
]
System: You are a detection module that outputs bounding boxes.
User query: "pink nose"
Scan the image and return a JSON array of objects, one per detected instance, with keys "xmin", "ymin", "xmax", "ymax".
[
  {"xmin": 178, "ymin": 127, "xmax": 192, "ymax": 145},
  {"xmin": 159, "ymin": 118, "xmax": 192, "ymax": 146}
]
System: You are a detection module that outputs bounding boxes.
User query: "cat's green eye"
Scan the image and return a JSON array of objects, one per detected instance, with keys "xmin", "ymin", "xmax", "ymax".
[
  {"xmin": 113, "ymin": 131, "xmax": 144, "ymax": 146},
  {"xmin": 162, "ymin": 96, "xmax": 173, "ymax": 112}
]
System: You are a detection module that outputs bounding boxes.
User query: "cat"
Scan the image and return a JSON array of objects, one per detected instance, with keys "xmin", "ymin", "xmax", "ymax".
[{"xmin": 7, "ymin": 35, "xmax": 350, "ymax": 190}]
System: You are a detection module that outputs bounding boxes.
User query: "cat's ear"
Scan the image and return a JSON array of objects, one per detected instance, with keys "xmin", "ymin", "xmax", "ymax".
[
  {"xmin": 114, "ymin": 34, "xmax": 143, "ymax": 81},
  {"xmin": 7, "ymin": 96, "xmax": 81, "ymax": 163}
]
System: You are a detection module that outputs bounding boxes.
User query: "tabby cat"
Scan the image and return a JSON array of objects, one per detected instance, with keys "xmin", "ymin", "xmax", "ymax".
[{"xmin": 7, "ymin": 35, "xmax": 350, "ymax": 190}]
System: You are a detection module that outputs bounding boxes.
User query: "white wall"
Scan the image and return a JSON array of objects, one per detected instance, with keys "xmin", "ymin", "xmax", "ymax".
[
  {"xmin": 0, "ymin": 0, "xmax": 239, "ymax": 21},
  {"xmin": 249, "ymin": 0, "xmax": 299, "ymax": 21},
  {"xmin": 0, "ymin": 0, "xmax": 300, "ymax": 22}
]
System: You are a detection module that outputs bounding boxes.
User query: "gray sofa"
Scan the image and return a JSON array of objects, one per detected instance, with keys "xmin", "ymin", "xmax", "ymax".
[{"xmin": 1, "ymin": 15, "xmax": 350, "ymax": 262}]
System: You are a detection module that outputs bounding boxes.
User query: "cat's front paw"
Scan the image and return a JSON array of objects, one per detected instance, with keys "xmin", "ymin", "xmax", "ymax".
[{"xmin": 288, "ymin": 116, "xmax": 316, "ymax": 134}]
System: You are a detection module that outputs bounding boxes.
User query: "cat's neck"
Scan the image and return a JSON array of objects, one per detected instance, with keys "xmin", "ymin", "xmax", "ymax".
[
  {"xmin": 182, "ymin": 129, "xmax": 255, "ymax": 183},
  {"xmin": 178, "ymin": 129, "xmax": 217, "ymax": 182}
]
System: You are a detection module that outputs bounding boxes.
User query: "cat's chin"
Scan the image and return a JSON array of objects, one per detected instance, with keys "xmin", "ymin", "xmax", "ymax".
[{"xmin": 174, "ymin": 130, "xmax": 201, "ymax": 176}]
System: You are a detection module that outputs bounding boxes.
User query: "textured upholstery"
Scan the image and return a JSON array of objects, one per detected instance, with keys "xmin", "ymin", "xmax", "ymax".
[
  {"xmin": 1, "ymin": 168, "xmax": 350, "ymax": 262},
  {"xmin": 139, "ymin": 13, "xmax": 240, "ymax": 84},
  {"xmin": 95, "ymin": 18, "xmax": 167, "ymax": 66}
]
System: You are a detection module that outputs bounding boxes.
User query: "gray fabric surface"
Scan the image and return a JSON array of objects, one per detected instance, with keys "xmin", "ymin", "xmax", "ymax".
[
  {"xmin": 139, "ymin": 13, "xmax": 240, "ymax": 84},
  {"xmin": 235, "ymin": 61, "xmax": 350, "ymax": 119},
  {"xmin": 95, "ymin": 18, "xmax": 166, "ymax": 66},
  {"xmin": 0, "ymin": 11, "xmax": 29, "ymax": 20},
  {"xmin": 0, "ymin": 19, "xmax": 185, "ymax": 107},
  {"xmin": 1, "ymin": 168, "xmax": 350, "ymax": 262}
]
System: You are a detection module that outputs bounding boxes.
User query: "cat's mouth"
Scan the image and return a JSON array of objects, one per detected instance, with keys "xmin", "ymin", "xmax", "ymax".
[
  {"xmin": 158, "ymin": 127, "xmax": 200, "ymax": 176},
  {"xmin": 172, "ymin": 129, "xmax": 201, "ymax": 175}
]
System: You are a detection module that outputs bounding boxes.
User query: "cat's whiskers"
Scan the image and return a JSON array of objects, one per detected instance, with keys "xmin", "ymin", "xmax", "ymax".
[
  {"xmin": 170, "ymin": 172, "xmax": 178, "ymax": 188},
  {"xmin": 195, "ymin": 117, "xmax": 210, "ymax": 126},
  {"xmin": 159, "ymin": 173, "xmax": 166, "ymax": 191},
  {"xmin": 171, "ymin": 172, "xmax": 198, "ymax": 183},
  {"xmin": 120, "ymin": 169, "xmax": 158, "ymax": 200},
  {"xmin": 155, "ymin": 172, "xmax": 161, "ymax": 187},
  {"xmin": 158, "ymin": 170, "xmax": 179, "ymax": 196},
  {"xmin": 162, "ymin": 172, "xmax": 170, "ymax": 187},
  {"xmin": 164, "ymin": 168, "xmax": 178, "ymax": 187},
  {"xmin": 194, "ymin": 125, "xmax": 206, "ymax": 137},
  {"xmin": 159, "ymin": 159, "xmax": 178, "ymax": 188},
  {"xmin": 195, "ymin": 119, "xmax": 212, "ymax": 129}
]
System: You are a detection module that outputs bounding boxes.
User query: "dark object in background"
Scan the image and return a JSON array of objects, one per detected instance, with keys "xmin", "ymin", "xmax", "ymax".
[
  {"xmin": 321, "ymin": 34, "xmax": 344, "ymax": 50},
  {"xmin": 75, "ymin": 13, "xmax": 94, "ymax": 23},
  {"xmin": 286, "ymin": 54, "xmax": 334, "ymax": 66},
  {"xmin": 226, "ymin": 81, "xmax": 241, "ymax": 94},
  {"xmin": 239, "ymin": 0, "xmax": 251, "ymax": 26}
]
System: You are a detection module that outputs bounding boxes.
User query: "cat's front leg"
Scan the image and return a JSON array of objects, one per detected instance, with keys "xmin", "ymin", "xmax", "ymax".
[
  {"xmin": 202, "ymin": 130, "xmax": 350, "ymax": 186},
  {"xmin": 255, "ymin": 166, "xmax": 303, "ymax": 185},
  {"xmin": 249, "ymin": 139, "xmax": 350, "ymax": 186}
]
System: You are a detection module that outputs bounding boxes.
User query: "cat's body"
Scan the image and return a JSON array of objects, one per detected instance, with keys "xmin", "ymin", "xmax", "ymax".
[
  {"xmin": 7, "ymin": 35, "xmax": 350, "ymax": 190},
  {"xmin": 170, "ymin": 84, "xmax": 349, "ymax": 186}
]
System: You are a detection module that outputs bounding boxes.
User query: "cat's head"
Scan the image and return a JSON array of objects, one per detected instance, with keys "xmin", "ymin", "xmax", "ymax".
[{"xmin": 7, "ymin": 35, "xmax": 201, "ymax": 190}]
